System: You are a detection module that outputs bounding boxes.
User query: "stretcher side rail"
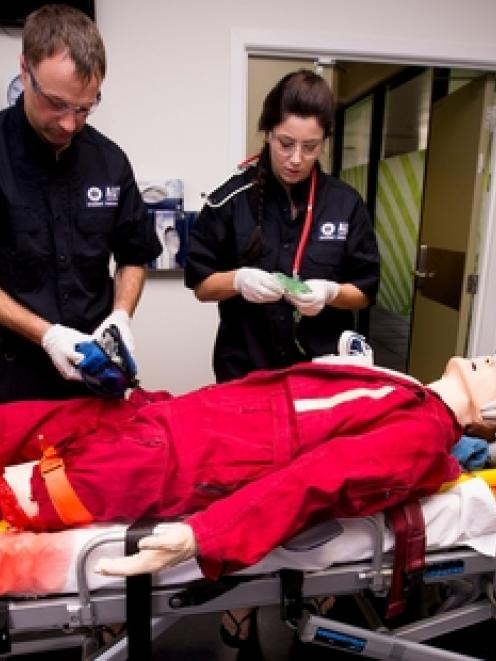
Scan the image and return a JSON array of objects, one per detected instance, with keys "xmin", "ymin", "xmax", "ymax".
[
  {"xmin": 6, "ymin": 544, "xmax": 495, "ymax": 632},
  {"xmin": 74, "ymin": 513, "xmax": 390, "ymax": 616},
  {"xmin": 74, "ymin": 518, "xmax": 496, "ymax": 619},
  {"xmin": 77, "ymin": 532, "xmax": 128, "ymax": 624},
  {"xmin": 4, "ymin": 567, "xmax": 495, "ymax": 661},
  {"xmin": 2, "ymin": 512, "xmax": 496, "ymax": 660},
  {"xmin": 1, "ymin": 549, "xmax": 493, "ymax": 628}
]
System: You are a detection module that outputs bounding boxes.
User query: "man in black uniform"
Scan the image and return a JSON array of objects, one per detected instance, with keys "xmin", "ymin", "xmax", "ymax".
[{"xmin": 0, "ymin": 4, "xmax": 161, "ymax": 402}]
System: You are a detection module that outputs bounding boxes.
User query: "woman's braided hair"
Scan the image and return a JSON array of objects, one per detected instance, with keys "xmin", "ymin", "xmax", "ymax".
[{"xmin": 241, "ymin": 69, "xmax": 333, "ymax": 263}]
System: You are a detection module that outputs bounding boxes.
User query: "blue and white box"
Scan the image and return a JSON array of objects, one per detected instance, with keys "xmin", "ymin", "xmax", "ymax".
[
  {"xmin": 139, "ymin": 180, "xmax": 197, "ymax": 270},
  {"xmin": 139, "ymin": 179, "xmax": 184, "ymax": 211}
]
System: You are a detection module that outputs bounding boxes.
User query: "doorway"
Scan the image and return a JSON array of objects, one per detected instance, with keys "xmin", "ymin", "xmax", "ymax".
[
  {"xmin": 336, "ymin": 67, "xmax": 494, "ymax": 379},
  {"xmin": 408, "ymin": 74, "xmax": 494, "ymax": 381},
  {"xmin": 336, "ymin": 65, "xmax": 432, "ymax": 373}
]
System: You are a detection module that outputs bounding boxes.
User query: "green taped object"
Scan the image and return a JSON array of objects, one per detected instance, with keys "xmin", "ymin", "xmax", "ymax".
[{"xmin": 274, "ymin": 272, "xmax": 311, "ymax": 295}]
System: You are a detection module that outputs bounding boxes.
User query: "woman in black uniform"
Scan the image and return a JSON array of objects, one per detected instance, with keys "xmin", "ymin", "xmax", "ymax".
[{"xmin": 185, "ymin": 69, "xmax": 380, "ymax": 383}]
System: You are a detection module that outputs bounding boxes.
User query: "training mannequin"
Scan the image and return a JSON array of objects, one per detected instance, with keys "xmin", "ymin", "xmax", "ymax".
[{"xmin": 1, "ymin": 356, "xmax": 495, "ymax": 581}]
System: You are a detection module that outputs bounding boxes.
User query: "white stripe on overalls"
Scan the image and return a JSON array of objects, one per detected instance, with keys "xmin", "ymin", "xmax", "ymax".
[{"xmin": 294, "ymin": 386, "xmax": 395, "ymax": 413}]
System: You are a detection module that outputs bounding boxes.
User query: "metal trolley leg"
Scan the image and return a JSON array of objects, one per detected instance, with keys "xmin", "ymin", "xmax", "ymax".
[{"xmin": 298, "ymin": 612, "xmax": 484, "ymax": 660}]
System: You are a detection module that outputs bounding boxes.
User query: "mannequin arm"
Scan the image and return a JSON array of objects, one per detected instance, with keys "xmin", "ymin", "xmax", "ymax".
[{"xmin": 95, "ymin": 522, "xmax": 196, "ymax": 575}]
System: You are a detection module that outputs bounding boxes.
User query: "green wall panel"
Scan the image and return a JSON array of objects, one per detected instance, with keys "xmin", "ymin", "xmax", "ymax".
[
  {"xmin": 340, "ymin": 164, "xmax": 368, "ymax": 200},
  {"xmin": 375, "ymin": 151, "xmax": 425, "ymax": 315}
]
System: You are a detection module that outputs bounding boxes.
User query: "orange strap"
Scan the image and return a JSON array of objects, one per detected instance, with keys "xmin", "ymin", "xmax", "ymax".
[{"xmin": 39, "ymin": 446, "xmax": 94, "ymax": 527}]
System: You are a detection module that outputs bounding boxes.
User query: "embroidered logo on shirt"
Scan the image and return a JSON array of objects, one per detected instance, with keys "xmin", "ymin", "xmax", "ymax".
[
  {"xmin": 105, "ymin": 186, "xmax": 120, "ymax": 206},
  {"xmin": 86, "ymin": 186, "xmax": 120, "ymax": 208},
  {"xmin": 318, "ymin": 221, "xmax": 349, "ymax": 241},
  {"xmin": 87, "ymin": 186, "xmax": 103, "ymax": 205}
]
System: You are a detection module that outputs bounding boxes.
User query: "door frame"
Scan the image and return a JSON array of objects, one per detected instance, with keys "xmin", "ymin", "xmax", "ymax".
[{"xmin": 229, "ymin": 29, "xmax": 496, "ymax": 358}]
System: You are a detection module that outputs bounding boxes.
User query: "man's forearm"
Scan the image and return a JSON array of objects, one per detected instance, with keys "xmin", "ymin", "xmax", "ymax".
[
  {"xmin": 0, "ymin": 288, "xmax": 50, "ymax": 345},
  {"xmin": 113, "ymin": 265, "xmax": 147, "ymax": 315}
]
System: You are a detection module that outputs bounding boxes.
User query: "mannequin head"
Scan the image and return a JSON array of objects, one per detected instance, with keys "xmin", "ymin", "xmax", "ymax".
[
  {"xmin": 430, "ymin": 355, "xmax": 496, "ymax": 427},
  {"xmin": 445, "ymin": 355, "xmax": 496, "ymax": 409}
]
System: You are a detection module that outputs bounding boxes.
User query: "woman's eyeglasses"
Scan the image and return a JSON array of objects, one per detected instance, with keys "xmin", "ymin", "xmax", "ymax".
[
  {"xmin": 270, "ymin": 132, "xmax": 322, "ymax": 158},
  {"xmin": 26, "ymin": 63, "xmax": 101, "ymax": 117}
]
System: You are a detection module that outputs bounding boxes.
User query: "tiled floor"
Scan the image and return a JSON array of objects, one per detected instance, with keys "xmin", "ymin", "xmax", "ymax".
[{"xmin": 150, "ymin": 608, "xmax": 346, "ymax": 660}]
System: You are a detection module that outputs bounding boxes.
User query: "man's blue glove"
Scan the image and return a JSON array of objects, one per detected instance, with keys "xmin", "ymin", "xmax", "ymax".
[{"xmin": 76, "ymin": 325, "xmax": 138, "ymax": 398}]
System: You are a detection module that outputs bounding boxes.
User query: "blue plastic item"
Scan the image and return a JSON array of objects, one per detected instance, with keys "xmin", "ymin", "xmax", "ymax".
[{"xmin": 76, "ymin": 325, "xmax": 138, "ymax": 398}]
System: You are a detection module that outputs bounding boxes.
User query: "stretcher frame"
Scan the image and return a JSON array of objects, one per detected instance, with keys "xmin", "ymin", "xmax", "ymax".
[{"xmin": 1, "ymin": 513, "xmax": 495, "ymax": 660}]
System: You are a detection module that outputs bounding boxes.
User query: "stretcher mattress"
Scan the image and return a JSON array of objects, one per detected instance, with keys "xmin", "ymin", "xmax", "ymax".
[{"xmin": 1, "ymin": 478, "xmax": 495, "ymax": 597}]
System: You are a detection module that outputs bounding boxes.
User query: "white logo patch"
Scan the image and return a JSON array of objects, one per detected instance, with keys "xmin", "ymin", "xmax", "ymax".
[
  {"xmin": 105, "ymin": 186, "xmax": 120, "ymax": 206},
  {"xmin": 87, "ymin": 186, "xmax": 103, "ymax": 205},
  {"xmin": 318, "ymin": 221, "xmax": 348, "ymax": 241},
  {"xmin": 86, "ymin": 185, "xmax": 121, "ymax": 208}
]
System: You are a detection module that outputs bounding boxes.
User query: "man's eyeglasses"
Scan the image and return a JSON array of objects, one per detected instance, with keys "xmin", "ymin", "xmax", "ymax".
[
  {"xmin": 26, "ymin": 63, "xmax": 101, "ymax": 117},
  {"xmin": 270, "ymin": 132, "xmax": 323, "ymax": 159}
]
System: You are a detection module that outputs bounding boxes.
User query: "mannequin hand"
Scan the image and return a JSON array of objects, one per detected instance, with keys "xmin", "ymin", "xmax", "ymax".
[
  {"xmin": 93, "ymin": 309, "xmax": 135, "ymax": 357},
  {"xmin": 285, "ymin": 279, "xmax": 340, "ymax": 316},
  {"xmin": 95, "ymin": 523, "xmax": 197, "ymax": 576},
  {"xmin": 41, "ymin": 324, "xmax": 93, "ymax": 380},
  {"xmin": 233, "ymin": 268, "xmax": 284, "ymax": 303}
]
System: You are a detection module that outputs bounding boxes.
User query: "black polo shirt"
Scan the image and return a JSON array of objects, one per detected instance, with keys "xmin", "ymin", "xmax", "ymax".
[
  {"xmin": 0, "ymin": 96, "xmax": 161, "ymax": 401},
  {"xmin": 185, "ymin": 165, "xmax": 380, "ymax": 382}
]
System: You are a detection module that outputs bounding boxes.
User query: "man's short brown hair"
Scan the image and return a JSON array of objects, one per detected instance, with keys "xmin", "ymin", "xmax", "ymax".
[{"xmin": 23, "ymin": 3, "xmax": 106, "ymax": 81}]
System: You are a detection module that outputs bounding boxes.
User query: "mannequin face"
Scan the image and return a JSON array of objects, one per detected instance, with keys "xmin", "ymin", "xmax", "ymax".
[{"xmin": 443, "ymin": 355, "xmax": 496, "ymax": 413}]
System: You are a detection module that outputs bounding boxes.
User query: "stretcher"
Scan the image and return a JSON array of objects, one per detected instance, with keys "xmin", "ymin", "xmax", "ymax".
[{"xmin": 0, "ymin": 477, "xmax": 495, "ymax": 660}]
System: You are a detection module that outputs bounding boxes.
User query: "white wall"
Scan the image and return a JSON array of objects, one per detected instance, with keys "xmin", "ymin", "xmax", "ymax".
[{"xmin": 1, "ymin": 0, "xmax": 496, "ymax": 392}]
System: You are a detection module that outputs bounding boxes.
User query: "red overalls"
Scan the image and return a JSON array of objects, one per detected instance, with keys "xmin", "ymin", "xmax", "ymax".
[{"xmin": 0, "ymin": 363, "xmax": 461, "ymax": 580}]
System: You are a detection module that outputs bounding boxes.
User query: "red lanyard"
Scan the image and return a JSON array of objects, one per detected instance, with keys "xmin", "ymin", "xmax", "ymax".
[
  {"xmin": 238, "ymin": 156, "xmax": 317, "ymax": 279},
  {"xmin": 292, "ymin": 167, "xmax": 317, "ymax": 278}
]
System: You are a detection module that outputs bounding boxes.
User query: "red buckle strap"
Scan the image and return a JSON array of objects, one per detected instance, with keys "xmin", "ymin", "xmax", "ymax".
[{"xmin": 385, "ymin": 501, "xmax": 426, "ymax": 619}]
